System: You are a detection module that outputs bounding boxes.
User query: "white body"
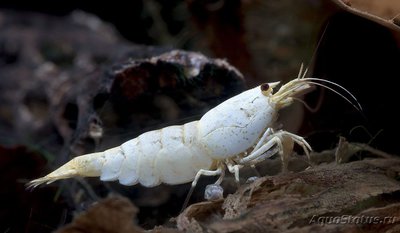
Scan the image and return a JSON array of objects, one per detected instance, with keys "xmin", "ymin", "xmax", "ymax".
[{"xmin": 96, "ymin": 86, "xmax": 277, "ymax": 187}]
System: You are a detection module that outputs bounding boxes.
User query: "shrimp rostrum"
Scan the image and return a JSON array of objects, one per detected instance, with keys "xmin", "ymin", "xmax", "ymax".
[{"xmin": 28, "ymin": 66, "xmax": 360, "ymax": 191}]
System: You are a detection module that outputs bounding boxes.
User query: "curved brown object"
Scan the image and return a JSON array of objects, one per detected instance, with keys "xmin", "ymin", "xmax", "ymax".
[{"xmin": 331, "ymin": 0, "xmax": 400, "ymax": 32}]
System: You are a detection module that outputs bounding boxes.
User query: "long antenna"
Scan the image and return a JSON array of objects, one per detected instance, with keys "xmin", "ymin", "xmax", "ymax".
[
  {"xmin": 298, "ymin": 79, "xmax": 362, "ymax": 113},
  {"xmin": 300, "ymin": 78, "xmax": 362, "ymax": 112}
]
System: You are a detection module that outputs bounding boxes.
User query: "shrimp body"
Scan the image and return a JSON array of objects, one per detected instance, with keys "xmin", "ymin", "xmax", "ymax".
[
  {"xmin": 28, "ymin": 66, "xmax": 359, "ymax": 189},
  {"xmin": 29, "ymin": 84, "xmax": 280, "ymax": 188}
]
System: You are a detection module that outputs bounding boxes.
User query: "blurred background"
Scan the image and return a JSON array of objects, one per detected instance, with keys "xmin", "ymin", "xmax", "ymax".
[{"xmin": 1, "ymin": 0, "xmax": 400, "ymax": 232}]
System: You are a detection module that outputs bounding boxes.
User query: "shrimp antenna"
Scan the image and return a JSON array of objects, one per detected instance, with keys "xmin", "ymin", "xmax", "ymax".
[
  {"xmin": 299, "ymin": 79, "xmax": 362, "ymax": 113},
  {"xmin": 301, "ymin": 78, "xmax": 362, "ymax": 111}
]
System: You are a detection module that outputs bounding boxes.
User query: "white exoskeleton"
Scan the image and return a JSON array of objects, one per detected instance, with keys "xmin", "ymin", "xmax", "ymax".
[{"xmin": 28, "ymin": 66, "xmax": 361, "ymax": 194}]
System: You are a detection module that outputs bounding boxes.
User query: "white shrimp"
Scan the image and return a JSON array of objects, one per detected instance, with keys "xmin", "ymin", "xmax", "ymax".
[{"xmin": 27, "ymin": 66, "xmax": 361, "ymax": 191}]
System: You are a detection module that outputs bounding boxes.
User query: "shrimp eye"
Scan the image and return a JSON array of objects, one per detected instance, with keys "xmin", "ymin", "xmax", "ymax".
[{"xmin": 261, "ymin": 83, "xmax": 270, "ymax": 95}]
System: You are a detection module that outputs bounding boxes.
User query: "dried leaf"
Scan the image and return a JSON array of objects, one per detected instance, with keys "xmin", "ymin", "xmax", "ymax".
[
  {"xmin": 331, "ymin": 0, "xmax": 400, "ymax": 31},
  {"xmin": 56, "ymin": 196, "xmax": 142, "ymax": 233}
]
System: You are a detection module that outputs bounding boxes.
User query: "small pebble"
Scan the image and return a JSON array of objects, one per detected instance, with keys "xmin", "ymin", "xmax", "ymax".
[{"xmin": 204, "ymin": 184, "xmax": 224, "ymax": 201}]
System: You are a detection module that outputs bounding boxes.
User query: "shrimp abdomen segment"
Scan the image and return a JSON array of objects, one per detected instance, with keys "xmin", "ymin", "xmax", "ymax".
[
  {"xmin": 137, "ymin": 130, "xmax": 162, "ymax": 187},
  {"xmin": 155, "ymin": 122, "xmax": 214, "ymax": 185},
  {"xmin": 118, "ymin": 138, "xmax": 140, "ymax": 185},
  {"xmin": 100, "ymin": 147, "xmax": 125, "ymax": 181}
]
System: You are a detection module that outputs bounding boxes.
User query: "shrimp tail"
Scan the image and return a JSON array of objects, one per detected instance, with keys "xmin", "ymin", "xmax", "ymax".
[{"xmin": 27, "ymin": 152, "xmax": 104, "ymax": 189}]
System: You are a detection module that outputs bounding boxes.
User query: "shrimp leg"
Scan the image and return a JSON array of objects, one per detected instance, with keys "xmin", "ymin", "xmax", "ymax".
[
  {"xmin": 239, "ymin": 130, "xmax": 311, "ymax": 171},
  {"xmin": 239, "ymin": 132, "xmax": 282, "ymax": 164},
  {"xmin": 249, "ymin": 128, "xmax": 273, "ymax": 154},
  {"xmin": 226, "ymin": 162, "xmax": 242, "ymax": 183}
]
